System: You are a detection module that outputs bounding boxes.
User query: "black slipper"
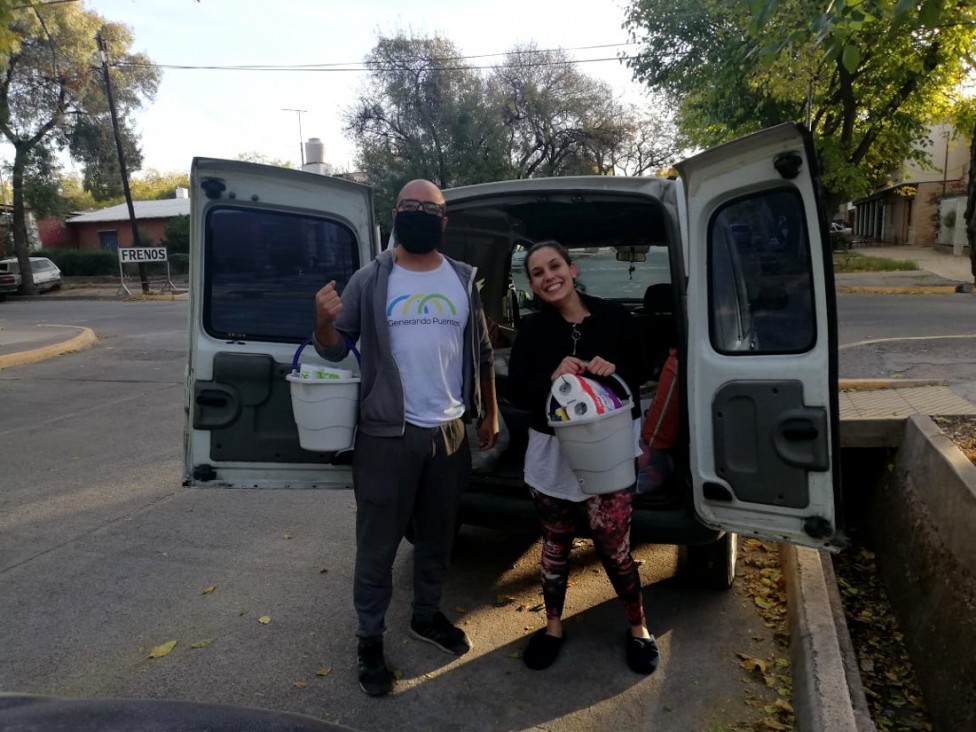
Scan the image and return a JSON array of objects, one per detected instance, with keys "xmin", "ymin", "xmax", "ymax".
[
  {"xmin": 625, "ymin": 632, "xmax": 660, "ymax": 674},
  {"xmin": 523, "ymin": 628, "xmax": 566, "ymax": 670}
]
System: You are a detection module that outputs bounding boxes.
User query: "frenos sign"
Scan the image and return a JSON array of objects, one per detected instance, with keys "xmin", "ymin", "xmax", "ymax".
[{"xmin": 119, "ymin": 247, "xmax": 168, "ymax": 263}]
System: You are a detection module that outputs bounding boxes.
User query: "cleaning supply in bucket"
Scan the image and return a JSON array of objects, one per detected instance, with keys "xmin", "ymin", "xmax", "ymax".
[
  {"xmin": 287, "ymin": 337, "xmax": 361, "ymax": 452},
  {"xmin": 550, "ymin": 374, "xmax": 624, "ymax": 421},
  {"xmin": 298, "ymin": 364, "xmax": 355, "ymax": 380},
  {"xmin": 547, "ymin": 374, "xmax": 636, "ymax": 495}
]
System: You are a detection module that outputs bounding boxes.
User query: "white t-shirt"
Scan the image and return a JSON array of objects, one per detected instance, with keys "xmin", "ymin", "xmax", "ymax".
[
  {"xmin": 524, "ymin": 420, "xmax": 643, "ymax": 502},
  {"xmin": 387, "ymin": 258, "xmax": 470, "ymax": 427}
]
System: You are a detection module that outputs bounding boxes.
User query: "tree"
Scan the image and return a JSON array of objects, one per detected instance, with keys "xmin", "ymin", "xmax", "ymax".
[
  {"xmin": 753, "ymin": 0, "xmax": 976, "ymax": 283},
  {"xmin": 162, "ymin": 214, "xmax": 189, "ymax": 255},
  {"xmin": 0, "ymin": 3, "xmax": 159, "ymax": 293},
  {"xmin": 345, "ymin": 33, "xmax": 512, "ymax": 216},
  {"xmin": 492, "ymin": 44, "xmax": 632, "ymax": 177},
  {"xmin": 623, "ymin": 0, "xmax": 976, "ymax": 211}
]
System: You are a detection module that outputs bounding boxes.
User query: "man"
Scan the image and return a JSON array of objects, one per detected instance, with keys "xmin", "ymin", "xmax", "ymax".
[{"xmin": 313, "ymin": 179, "xmax": 499, "ymax": 697}]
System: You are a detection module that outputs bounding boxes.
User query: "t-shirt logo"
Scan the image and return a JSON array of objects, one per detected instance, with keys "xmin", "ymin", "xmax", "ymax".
[{"xmin": 387, "ymin": 293, "xmax": 457, "ymax": 316}]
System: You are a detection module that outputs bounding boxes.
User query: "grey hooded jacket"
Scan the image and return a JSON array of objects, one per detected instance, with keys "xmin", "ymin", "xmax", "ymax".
[{"xmin": 313, "ymin": 248, "xmax": 494, "ymax": 437}]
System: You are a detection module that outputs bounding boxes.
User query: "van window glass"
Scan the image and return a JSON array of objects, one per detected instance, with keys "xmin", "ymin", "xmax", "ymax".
[
  {"xmin": 708, "ymin": 190, "xmax": 815, "ymax": 354},
  {"xmin": 204, "ymin": 207, "xmax": 360, "ymax": 342},
  {"xmin": 511, "ymin": 245, "xmax": 671, "ymax": 304}
]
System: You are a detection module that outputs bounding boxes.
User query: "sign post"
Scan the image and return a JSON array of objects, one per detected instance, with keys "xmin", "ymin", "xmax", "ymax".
[{"xmin": 117, "ymin": 247, "xmax": 175, "ymax": 296}]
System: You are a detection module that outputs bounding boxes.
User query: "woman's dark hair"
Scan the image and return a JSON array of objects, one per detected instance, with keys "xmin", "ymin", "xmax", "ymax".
[{"xmin": 523, "ymin": 239, "xmax": 573, "ymax": 276}]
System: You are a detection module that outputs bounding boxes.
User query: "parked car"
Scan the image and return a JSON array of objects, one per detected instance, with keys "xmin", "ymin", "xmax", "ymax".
[
  {"xmin": 829, "ymin": 220, "xmax": 853, "ymax": 250},
  {"xmin": 0, "ymin": 270, "xmax": 17, "ymax": 301},
  {"xmin": 0, "ymin": 256, "xmax": 62, "ymax": 292},
  {"xmin": 183, "ymin": 123, "xmax": 843, "ymax": 590}
]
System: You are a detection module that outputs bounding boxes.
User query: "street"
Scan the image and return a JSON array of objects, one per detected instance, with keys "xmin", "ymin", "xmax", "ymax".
[{"xmin": 1, "ymin": 299, "xmax": 788, "ymax": 731}]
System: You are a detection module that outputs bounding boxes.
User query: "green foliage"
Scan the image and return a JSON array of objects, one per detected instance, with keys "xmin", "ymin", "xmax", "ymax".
[
  {"xmin": 346, "ymin": 33, "xmax": 683, "ymax": 219},
  {"xmin": 0, "ymin": 1, "xmax": 160, "ymax": 288},
  {"xmin": 17, "ymin": 144, "xmax": 67, "ymax": 218},
  {"xmin": 129, "ymin": 170, "xmax": 190, "ymax": 200},
  {"xmin": 347, "ymin": 34, "xmax": 513, "ymax": 217},
  {"xmin": 624, "ymin": 0, "xmax": 976, "ymax": 206},
  {"xmin": 162, "ymin": 214, "xmax": 189, "ymax": 255},
  {"xmin": 37, "ymin": 248, "xmax": 118, "ymax": 276},
  {"xmin": 67, "ymin": 114, "xmax": 142, "ymax": 202}
]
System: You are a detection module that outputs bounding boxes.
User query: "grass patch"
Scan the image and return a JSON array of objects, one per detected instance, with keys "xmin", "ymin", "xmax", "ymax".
[{"xmin": 833, "ymin": 252, "xmax": 918, "ymax": 273}]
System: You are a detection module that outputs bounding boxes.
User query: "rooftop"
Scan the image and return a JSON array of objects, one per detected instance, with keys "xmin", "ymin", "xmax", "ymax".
[{"xmin": 66, "ymin": 198, "xmax": 190, "ymax": 224}]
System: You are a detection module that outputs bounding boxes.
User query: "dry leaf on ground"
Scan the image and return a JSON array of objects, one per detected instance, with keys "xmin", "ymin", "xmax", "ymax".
[{"xmin": 148, "ymin": 640, "xmax": 178, "ymax": 659}]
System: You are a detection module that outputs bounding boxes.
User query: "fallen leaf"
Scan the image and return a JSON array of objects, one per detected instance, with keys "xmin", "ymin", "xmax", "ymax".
[
  {"xmin": 148, "ymin": 640, "xmax": 178, "ymax": 659},
  {"xmin": 773, "ymin": 698, "xmax": 794, "ymax": 713},
  {"xmin": 508, "ymin": 651, "xmax": 522, "ymax": 659},
  {"xmin": 453, "ymin": 606, "xmax": 467, "ymax": 614},
  {"xmin": 319, "ymin": 568, "xmax": 328, "ymax": 574},
  {"xmin": 283, "ymin": 534, "xmax": 292, "ymax": 540},
  {"xmin": 529, "ymin": 603, "xmax": 545, "ymax": 612},
  {"xmin": 392, "ymin": 669, "xmax": 402, "ymax": 680},
  {"xmin": 737, "ymin": 653, "xmax": 767, "ymax": 674},
  {"xmin": 258, "ymin": 615, "xmax": 271, "ymax": 624},
  {"xmin": 201, "ymin": 585, "xmax": 216, "ymax": 595},
  {"xmin": 190, "ymin": 638, "xmax": 214, "ymax": 649},
  {"xmin": 494, "ymin": 594, "xmax": 516, "ymax": 607},
  {"xmin": 293, "ymin": 681, "xmax": 307, "ymax": 689},
  {"xmin": 316, "ymin": 666, "xmax": 333, "ymax": 677}
]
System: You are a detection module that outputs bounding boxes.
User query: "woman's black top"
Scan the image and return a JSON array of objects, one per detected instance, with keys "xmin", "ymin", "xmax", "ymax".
[{"xmin": 508, "ymin": 292, "xmax": 649, "ymax": 435}]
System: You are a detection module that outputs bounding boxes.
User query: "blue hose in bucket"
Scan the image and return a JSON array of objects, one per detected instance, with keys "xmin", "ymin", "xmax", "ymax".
[{"xmin": 291, "ymin": 334, "xmax": 362, "ymax": 373}]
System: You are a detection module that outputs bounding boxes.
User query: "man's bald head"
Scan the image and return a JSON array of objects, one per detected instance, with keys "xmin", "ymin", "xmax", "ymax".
[{"xmin": 397, "ymin": 179, "xmax": 444, "ymax": 205}]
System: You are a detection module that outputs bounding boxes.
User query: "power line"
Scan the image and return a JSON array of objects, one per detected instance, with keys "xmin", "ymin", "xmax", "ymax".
[
  {"xmin": 112, "ymin": 42, "xmax": 640, "ymax": 73},
  {"xmin": 118, "ymin": 55, "xmax": 636, "ymax": 73}
]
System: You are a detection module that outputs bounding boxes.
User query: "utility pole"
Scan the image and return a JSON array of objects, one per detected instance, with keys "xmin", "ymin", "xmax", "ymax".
[
  {"xmin": 283, "ymin": 108, "xmax": 307, "ymax": 167},
  {"xmin": 97, "ymin": 31, "xmax": 149, "ymax": 294}
]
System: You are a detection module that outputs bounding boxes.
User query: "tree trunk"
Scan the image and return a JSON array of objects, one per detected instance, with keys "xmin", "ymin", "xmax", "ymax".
[
  {"xmin": 965, "ymin": 122, "xmax": 976, "ymax": 283},
  {"xmin": 11, "ymin": 145, "xmax": 37, "ymax": 296}
]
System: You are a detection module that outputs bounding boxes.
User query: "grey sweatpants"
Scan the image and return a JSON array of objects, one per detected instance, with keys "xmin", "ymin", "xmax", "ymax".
[{"xmin": 351, "ymin": 418, "xmax": 471, "ymax": 639}]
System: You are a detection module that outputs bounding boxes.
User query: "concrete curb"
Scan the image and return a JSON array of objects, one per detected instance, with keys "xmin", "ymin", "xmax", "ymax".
[
  {"xmin": 0, "ymin": 326, "xmax": 97, "ymax": 370},
  {"xmin": 781, "ymin": 543, "xmax": 860, "ymax": 732},
  {"xmin": 838, "ymin": 378, "xmax": 948, "ymax": 391}
]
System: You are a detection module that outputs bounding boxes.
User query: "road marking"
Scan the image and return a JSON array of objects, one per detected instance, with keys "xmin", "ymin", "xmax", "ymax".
[{"xmin": 840, "ymin": 334, "xmax": 976, "ymax": 350}]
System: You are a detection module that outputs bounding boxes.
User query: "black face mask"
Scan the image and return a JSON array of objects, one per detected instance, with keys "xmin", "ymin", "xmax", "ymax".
[{"xmin": 394, "ymin": 211, "xmax": 443, "ymax": 254}]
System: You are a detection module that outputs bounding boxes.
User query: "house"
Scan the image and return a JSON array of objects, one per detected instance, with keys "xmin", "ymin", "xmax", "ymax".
[
  {"xmin": 851, "ymin": 123, "xmax": 970, "ymax": 246},
  {"xmin": 61, "ymin": 188, "xmax": 190, "ymax": 252}
]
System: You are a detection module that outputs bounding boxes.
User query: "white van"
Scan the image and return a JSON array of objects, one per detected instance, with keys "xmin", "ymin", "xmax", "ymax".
[{"xmin": 183, "ymin": 123, "xmax": 842, "ymax": 589}]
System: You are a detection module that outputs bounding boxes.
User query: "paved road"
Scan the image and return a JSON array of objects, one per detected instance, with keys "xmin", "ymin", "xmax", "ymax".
[{"xmin": 0, "ymin": 300, "xmax": 789, "ymax": 731}]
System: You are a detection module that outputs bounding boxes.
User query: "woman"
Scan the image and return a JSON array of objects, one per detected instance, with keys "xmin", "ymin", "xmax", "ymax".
[{"xmin": 507, "ymin": 240, "xmax": 659, "ymax": 674}]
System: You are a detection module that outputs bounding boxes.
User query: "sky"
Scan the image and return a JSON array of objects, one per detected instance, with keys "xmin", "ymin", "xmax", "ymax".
[{"xmin": 61, "ymin": 0, "xmax": 654, "ymax": 178}]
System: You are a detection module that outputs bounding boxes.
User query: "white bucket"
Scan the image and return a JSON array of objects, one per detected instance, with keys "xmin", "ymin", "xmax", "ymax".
[
  {"xmin": 548, "ymin": 376, "xmax": 635, "ymax": 495},
  {"xmin": 286, "ymin": 373, "xmax": 360, "ymax": 452}
]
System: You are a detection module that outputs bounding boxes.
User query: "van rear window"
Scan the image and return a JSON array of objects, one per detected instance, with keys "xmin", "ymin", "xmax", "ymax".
[{"xmin": 203, "ymin": 206, "xmax": 360, "ymax": 342}]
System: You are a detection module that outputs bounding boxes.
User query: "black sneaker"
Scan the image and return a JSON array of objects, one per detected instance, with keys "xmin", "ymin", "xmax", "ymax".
[
  {"xmin": 409, "ymin": 612, "xmax": 472, "ymax": 656},
  {"xmin": 357, "ymin": 637, "xmax": 394, "ymax": 697}
]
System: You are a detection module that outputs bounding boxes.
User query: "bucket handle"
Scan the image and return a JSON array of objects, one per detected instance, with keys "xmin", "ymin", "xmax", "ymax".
[{"xmin": 291, "ymin": 334, "xmax": 362, "ymax": 374}]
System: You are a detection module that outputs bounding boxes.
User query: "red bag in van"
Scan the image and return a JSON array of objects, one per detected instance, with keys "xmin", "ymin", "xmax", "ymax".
[{"xmin": 640, "ymin": 348, "xmax": 679, "ymax": 450}]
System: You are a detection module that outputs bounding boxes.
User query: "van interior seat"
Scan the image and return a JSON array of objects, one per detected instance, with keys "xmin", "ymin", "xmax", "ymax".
[{"xmin": 634, "ymin": 282, "xmax": 676, "ymax": 381}]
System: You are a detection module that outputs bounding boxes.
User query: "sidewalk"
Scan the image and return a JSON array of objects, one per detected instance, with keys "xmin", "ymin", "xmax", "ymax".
[{"xmin": 836, "ymin": 245, "xmax": 973, "ymax": 293}]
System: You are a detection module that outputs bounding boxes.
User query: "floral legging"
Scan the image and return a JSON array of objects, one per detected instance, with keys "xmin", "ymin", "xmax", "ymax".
[{"xmin": 529, "ymin": 486, "xmax": 646, "ymax": 627}]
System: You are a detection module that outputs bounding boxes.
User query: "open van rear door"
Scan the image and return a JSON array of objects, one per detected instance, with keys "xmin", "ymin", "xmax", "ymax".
[
  {"xmin": 184, "ymin": 159, "xmax": 374, "ymax": 488},
  {"xmin": 677, "ymin": 123, "xmax": 843, "ymax": 549}
]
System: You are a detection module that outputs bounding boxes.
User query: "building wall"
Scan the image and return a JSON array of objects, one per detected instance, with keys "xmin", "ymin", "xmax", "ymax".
[
  {"xmin": 910, "ymin": 182, "xmax": 942, "ymax": 246},
  {"xmin": 69, "ymin": 218, "xmax": 171, "ymax": 250},
  {"xmin": 37, "ymin": 217, "xmax": 75, "ymax": 248}
]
